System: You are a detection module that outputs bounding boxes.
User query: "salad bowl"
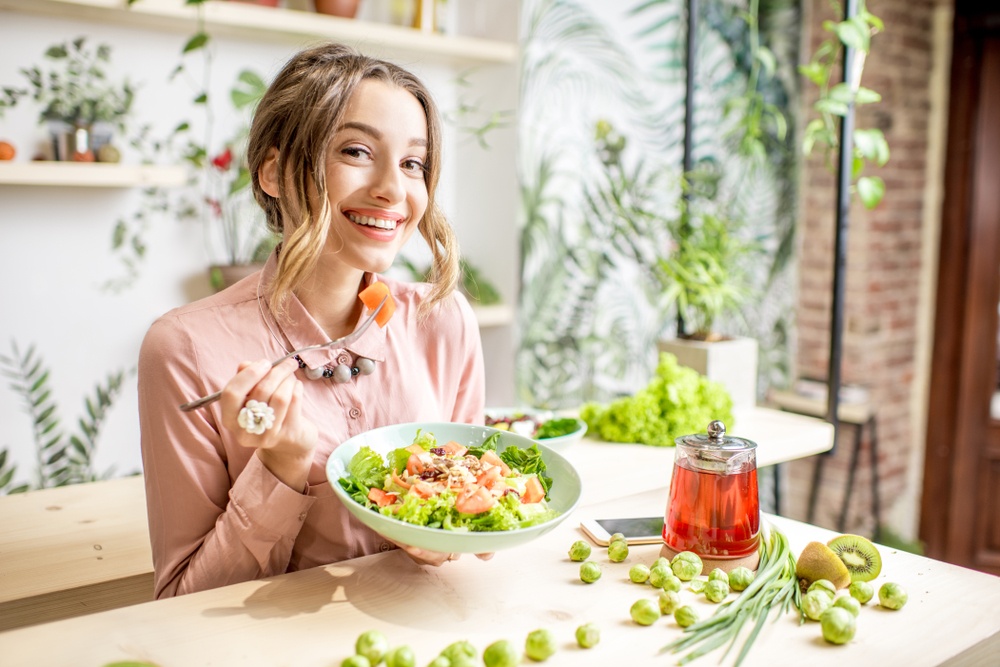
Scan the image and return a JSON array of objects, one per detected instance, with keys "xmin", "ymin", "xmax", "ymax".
[
  {"xmin": 327, "ymin": 421, "xmax": 583, "ymax": 554},
  {"xmin": 484, "ymin": 407, "xmax": 588, "ymax": 450}
]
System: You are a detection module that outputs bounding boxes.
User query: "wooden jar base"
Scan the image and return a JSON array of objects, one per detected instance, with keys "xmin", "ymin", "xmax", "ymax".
[{"xmin": 659, "ymin": 543, "xmax": 761, "ymax": 574}]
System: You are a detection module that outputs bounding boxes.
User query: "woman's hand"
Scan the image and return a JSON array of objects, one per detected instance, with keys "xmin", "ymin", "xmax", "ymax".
[
  {"xmin": 219, "ymin": 358, "xmax": 319, "ymax": 491},
  {"xmin": 388, "ymin": 537, "xmax": 494, "ymax": 566}
]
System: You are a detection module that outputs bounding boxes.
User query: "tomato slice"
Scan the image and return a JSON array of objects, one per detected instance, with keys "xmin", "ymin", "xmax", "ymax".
[
  {"xmin": 367, "ymin": 488, "xmax": 398, "ymax": 508},
  {"xmin": 455, "ymin": 484, "xmax": 496, "ymax": 514},
  {"xmin": 479, "ymin": 449, "xmax": 511, "ymax": 476},
  {"xmin": 358, "ymin": 281, "xmax": 396, "ymax": 328},
  {"xmin": 476, "ymin": 464, "xmax": 504, "ymax": 491},
  {"xmin": 441, "ymin": 441, "xmax": 468, "ymax": 457},
  {"xmin": 406, "ymin": 453, "xmax": 429, "ymax": 476},
  {"xmin": 522, "ymin": 476, "xmax": 545, "ymax": 504}
]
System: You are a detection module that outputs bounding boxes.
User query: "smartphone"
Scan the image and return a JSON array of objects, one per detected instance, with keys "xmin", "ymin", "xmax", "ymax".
[{"xmin": 580, "ymin": 516, "xmax": 664, "ymax": 546}]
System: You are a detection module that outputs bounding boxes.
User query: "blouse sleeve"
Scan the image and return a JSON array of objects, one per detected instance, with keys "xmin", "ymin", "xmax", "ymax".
[{"xmin": 138, "ymin": 315, "xmax": 314, "ymax": 598}]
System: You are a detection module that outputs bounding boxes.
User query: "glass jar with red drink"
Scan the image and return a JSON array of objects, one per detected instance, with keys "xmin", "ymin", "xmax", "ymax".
[{"xmin": 662, "ymin": 420, "xmax": 761, "ymax": 572}]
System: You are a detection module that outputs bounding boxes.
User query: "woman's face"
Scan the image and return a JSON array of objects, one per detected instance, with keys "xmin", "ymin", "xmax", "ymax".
[{"xmin": 321, "ymin": 79, "xmax": 429, "ymax": 274}]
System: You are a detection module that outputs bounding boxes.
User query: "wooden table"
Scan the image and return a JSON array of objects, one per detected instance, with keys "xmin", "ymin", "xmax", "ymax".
[{"xmin": 2, "ymin": 482, "xmax": 998, "ymax": 665}]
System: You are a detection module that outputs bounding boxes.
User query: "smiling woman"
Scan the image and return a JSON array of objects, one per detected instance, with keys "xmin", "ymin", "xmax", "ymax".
[{"xmin": 136, "ymin": 43, "xmax": 488, "ymax": 599}]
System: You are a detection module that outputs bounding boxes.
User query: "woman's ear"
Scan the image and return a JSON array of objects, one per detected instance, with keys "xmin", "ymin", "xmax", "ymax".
[{"xmin": 258, "ymin": 147, "xmax": 280, "ymax": 198}]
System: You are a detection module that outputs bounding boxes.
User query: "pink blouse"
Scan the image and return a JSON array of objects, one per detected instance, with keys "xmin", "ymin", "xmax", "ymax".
[{"xmin": 138, "ymin": 255, "xmax": 486, "ymax": 598}]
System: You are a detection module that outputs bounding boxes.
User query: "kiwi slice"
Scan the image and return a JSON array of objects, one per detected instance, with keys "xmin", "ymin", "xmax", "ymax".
[{"xmin": 827, "ymin": 534, "xmax": 882, "ymax": 582}]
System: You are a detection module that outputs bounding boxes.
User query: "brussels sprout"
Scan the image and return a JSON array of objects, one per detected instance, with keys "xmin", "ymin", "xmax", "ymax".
[
  {"xmin": 688, "ymin": 579, "xmax": 706, "ymax": 594},
  {"xmin": 608, "ymin": 540, "xmax": 629, "ymax": 562},
  {"xmin": 807, "ymin": 579, "xmax": 837, "ymax": 599},
  {"xmin": 483, "ymin": 639, "xmax": 520, "ymax": 667},
  {"xmin": 647, "ymin": 565, "xmax": 671, "ymax": 589},
  {"xmin": 658, "ymin": 590, "xmax": 681, "ymax": 615},
  {"xmin": 833, "ymin": 594, "xmax": 861, "ymax": 617},
  {"xmin": 575, "ymin": 623, "xmax": 600, "ymax": 649},
  {"xmin": 671, "ymin": 551, "xmax": 703, "ymax": 581},
  {"xmin": 674, "ymin": 605, "xmax": 699, "ymax": 628},
  {"xmin": 524, "ymin": 628, "xmax": 557, "ymax": 662},
  {"xmin": 440, "ymin": 640, "xmax": 478, "ymax": 665},
  {"xmin": 820, "ymin": 607, "xmax": 856, "ymax": 644},
  {"xmin": 728, "ymin": 566, "xmax": 755, "ymax": 592},
  {"xmin": 801, "ymin": 589, "xmax": 832, "ymax": 621},
  {"xmin": 660, "ymin": 573, "xmax": 683, "ymax": 592},
  {"xmin": 425, "ymin": 657, "xmax": 451, "ymax": 667},
  {"xmin": 705, "ymin": 578, "xmax": 729, "ymax": 603},
  {"xmin": 629, "ymin": 564, "xmax": 651, "ymax": 584},
  {"xmin": 879, "ymin": 582, "xmax": 908, "ymax": 610},
  {"xmin": 848, "ymin": 580, "xmax": 874, "ymax": 605},
  {"xmin": 630, "ymin": 598, "xmax": 661, "ymax": 626},
  {"xmin": 355, "ymin": 631, "xmax": 390, "ymax": 665},
  {"xmin": 341, "ymin": 656, "xmax": 371, "ymax": 667},
  {"xmin": 580, "ymin": 560, "xmax": 602, "ymax": 584},
  {"xmin": 652, "ymin": 556, "xmax": 671, "ymax": 571},
  {"xmin": 707, "ymin": 567, "xmax": 728, "ymax": 584},
  {"xmin": 568, "ymin": 540, "xmax": 591, "ymax": 562},
  {"xmin": 385, "ymin": 646, "xmax": 416, "ymax": 667},
  {"xmin": 610, "ymin": 532, "xmax": 626, "ymax": 543}
]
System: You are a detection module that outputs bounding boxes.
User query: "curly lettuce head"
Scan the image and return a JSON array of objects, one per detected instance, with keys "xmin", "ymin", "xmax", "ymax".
[{"xmin": 580, "ymin": 352, "xmax": 734, "ymax": 446}]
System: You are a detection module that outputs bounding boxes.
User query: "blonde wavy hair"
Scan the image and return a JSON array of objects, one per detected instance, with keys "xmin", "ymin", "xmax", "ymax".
[{"xmin": 247, "ymin": 43, "xmax": 460, "ymax": 319}]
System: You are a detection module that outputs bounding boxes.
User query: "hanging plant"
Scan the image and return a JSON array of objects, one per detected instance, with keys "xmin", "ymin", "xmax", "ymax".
[{"xmin": 799, "ymin": 0, "xmax": 889, "ymax": 208}]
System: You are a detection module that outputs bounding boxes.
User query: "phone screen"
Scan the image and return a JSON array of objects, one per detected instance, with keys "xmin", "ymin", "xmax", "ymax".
[{"xmin": 596, "ymin": 516, "xmax": 664, "ymax": 539}]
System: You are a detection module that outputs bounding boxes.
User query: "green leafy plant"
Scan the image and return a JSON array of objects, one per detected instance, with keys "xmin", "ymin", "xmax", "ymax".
[
  {"xmin": 659, "ymin": 190, "xmax": 761, "ymax": 341},
  {"xmin": 799, "ymin": 0, "xmax": 889, "ymax": 208},
  {"xmin": 1, "ymin": 37, "xmax": 135, "ymax": 128},
  {"xmin": 0, "ymin": 341, "xmax": 127, "ymax": 492}
]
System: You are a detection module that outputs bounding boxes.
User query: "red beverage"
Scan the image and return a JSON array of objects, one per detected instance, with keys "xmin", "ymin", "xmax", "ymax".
[{"xmin": 662, "ymin": 456, "xmax": 760, "ymax": 558}]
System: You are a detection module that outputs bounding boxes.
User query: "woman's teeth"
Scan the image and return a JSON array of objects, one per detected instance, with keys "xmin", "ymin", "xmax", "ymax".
[{"xmin": 348, "ymin": 213, "xmax": 398, "ymax": 230}]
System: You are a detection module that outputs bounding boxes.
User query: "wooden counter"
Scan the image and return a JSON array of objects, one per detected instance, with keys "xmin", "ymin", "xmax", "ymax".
[
  {"xmin": 0, "ymin": 406, "xmax": 831, "ymax": 632},
  {"xmin": 1, "ymin": 486, "xmax": 997, "ymax": 666}
]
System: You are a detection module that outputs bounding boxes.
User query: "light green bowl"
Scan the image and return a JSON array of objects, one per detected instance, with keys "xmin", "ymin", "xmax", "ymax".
[{"xmin": 327, "ymin": 422, "xmax": 582, "ymax": 554}]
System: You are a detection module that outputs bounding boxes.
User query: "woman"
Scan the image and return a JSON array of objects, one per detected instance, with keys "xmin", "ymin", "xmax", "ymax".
[{"xmin": 138, "ymin": 43, "xmax": 486, "ymax": 599}]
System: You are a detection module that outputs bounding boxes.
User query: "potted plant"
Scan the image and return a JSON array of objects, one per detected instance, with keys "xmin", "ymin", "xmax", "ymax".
[
  {"xmin": 1, "ymin": 37, "xmax": 134, "ymax": 162},
  {"xmin": 656, "ymin": 177, "xmax": 762, "ymax": 408}
]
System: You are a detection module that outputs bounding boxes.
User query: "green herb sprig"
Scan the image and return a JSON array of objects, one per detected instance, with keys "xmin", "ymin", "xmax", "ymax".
[{"xmin": 662, "ymin": 524, "xmax": 802, "ymax": 666}]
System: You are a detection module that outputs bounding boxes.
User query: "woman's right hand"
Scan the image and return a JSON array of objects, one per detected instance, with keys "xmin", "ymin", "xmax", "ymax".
[{"xmin": 219, "ymin": 358, "xmax": 319, "ymax": 491}]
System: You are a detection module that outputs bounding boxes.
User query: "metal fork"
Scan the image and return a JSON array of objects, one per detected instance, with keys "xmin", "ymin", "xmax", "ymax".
[{"xmin": 178, "ymin": 295, "xmax": 387, "ymax": 412}]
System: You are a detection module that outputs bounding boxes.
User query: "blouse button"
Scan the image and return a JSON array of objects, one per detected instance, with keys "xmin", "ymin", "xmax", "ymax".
[
  {"xmin": 349, "ymin": 407, "xmax": 361, "ymax": 419},
  {"xmin": 337, "ymin": 353, "xmax": 351, "ymax": 365},
  {"xmin": 379, "ymin": 542, "xmax": 392, "ymax": 552},
  {"xmin": 298, "ymin": 512, "xmax": 307, "ymax": 522}
]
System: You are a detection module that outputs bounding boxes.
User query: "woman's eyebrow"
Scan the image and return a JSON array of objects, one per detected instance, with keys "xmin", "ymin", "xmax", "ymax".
[{"xmin": 339, "ymin": 121, "xmax": 427, "ymax": 148}]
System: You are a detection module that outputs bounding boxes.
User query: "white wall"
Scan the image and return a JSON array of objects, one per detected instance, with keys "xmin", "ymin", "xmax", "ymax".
[{"xmin": 0, "ymin": 6, "xmax": 518, "ymax": 487}]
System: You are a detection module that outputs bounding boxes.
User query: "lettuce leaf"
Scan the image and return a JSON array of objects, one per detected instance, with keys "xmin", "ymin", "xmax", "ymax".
[
  {"xmin": 499, "ymin": 444, "xmax": 552, "ymax": 497},
  {"xmin": 346, "ymin": 446, "xmax": 389, "ymax": 490}
]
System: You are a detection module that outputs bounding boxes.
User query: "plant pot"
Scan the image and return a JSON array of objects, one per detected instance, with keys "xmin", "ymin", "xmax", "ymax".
[
  {"xmin": 657, "ymin": 336, "xmax": 759, "ymax": 408},
  {"xmin": 209, "ymin": 263, "xmax": 264, "ymax": 292},
  {"xmin": 314, "ymin": 0, "xmax": 360, "ymax": 18}
]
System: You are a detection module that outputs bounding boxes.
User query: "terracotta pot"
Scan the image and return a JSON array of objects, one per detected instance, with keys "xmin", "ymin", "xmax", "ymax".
[{"xmin": 314, "ymin": 0, "xmax": 360, "ymax": 18}]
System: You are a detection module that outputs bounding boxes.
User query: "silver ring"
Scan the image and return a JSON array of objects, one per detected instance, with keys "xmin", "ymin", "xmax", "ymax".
[
  {"xmin": 447, "ymin": 553, "xmax": 458, "ymax": 561},
  {"xmin": 238, "ymin": 399, "xmax": 275, "ymax": 435}
]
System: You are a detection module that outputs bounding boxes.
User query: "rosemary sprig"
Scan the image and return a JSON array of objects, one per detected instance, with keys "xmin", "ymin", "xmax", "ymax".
[{"xmin": 662, "ymin": 524, "xmax": 802, "ymax": 666}]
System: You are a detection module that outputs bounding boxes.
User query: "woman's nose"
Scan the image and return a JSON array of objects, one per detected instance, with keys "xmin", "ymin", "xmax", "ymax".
[{"xmin": 369, "ymin": 160, "xmax": 405, "ymax": 202}]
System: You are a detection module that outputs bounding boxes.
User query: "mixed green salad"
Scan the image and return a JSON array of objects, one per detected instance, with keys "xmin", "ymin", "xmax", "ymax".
[{"xmin": 339, "ymin": 430, "xmax": 559, "ymax": 532}]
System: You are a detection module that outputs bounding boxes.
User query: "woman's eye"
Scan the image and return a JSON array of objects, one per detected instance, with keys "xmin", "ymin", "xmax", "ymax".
[
  {"xmin": 342, "ymin": 146, "xmax": 371, "ymax": 160},
  {"xmin": 402, "ymin": 158, "xmax": 425, "ymax": 174}
]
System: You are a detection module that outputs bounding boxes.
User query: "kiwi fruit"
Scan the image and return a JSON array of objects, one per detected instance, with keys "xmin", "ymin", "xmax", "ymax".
[
  {"xmin": 827, "ymin": 534, "xmax": 882, "ymax": 582},
  {"xmin": 795, "ymin": 541, "xmax": 851, "ymax": 590}
]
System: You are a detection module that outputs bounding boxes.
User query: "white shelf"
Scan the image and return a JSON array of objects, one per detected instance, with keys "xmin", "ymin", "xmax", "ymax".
[
  {"xmin": 472, "ymin": 303, "xmax": 514, "ymax": 328},
  {"xmin": 0, "ymin": 162, "xmax": 187, "ymax": 187},
  {"xmin": 0, "ymin": 0, "xmax": 518, "ymax": 66}
]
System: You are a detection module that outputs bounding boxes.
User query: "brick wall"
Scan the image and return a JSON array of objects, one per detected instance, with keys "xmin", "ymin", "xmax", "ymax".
[{"xmin": 781, "ymin": 0, "xmax": 940, "ymax": 537}]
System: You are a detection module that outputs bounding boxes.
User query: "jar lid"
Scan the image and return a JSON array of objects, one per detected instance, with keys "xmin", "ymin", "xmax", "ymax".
[{"xmin": 674, "ymin": 420, "xmax": 757, "ymax": 451}]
